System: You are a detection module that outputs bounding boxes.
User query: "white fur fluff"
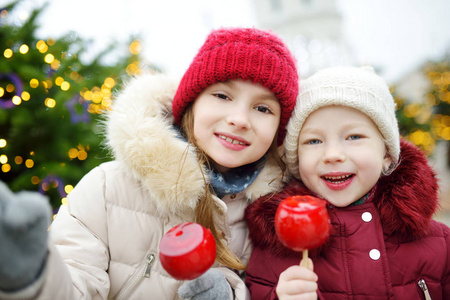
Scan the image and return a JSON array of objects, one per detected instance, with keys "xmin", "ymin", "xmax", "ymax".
[{"xmin": 105, "ymin": 73, "xmax": 206, "ymax": 216}]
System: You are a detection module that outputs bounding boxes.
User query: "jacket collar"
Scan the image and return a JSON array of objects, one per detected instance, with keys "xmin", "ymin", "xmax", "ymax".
[
  {"xmin": 104, "ymin": 73, "xmax": 286, "ymax": 218},
  {"xmin": 245, "ymin": 139, "xmax": 439, "ymax": 256}
]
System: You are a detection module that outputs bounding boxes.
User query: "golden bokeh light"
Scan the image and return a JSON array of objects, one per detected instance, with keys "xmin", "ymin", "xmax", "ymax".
[
  {"xmin": 36, "ymin": 40, "xmax": 48, "ymax": 53},
  {"xmin": 30, "ymin": 78, "xmax": 39, "ymax": 88},
  {"xmin": 51, "ymin": 59, "xmax": 60, "ymax": 70},
  {"xmin": 55, "ymin": 77, "xmax": 64, "ymax": 86},
  {"xmin": 78, "ymin": 150, "xmax": 88, "ymax": 160},
  {"xmin": 0, "ymin": 154, "xmax": 8, "ymax": 164},
  {"xmin": 14, "ymin": 156, "xmax": 23, "ymax": 164},
  {"xmin": 21, "ymin": 91, "xmax": 31, "ymax": 101},
  {"xmin": 68, "ymin": 148, "xmax": 78, "ymax": 159},
  {"xmin": 47, "ymin": 38, "xmax": 55, "ymax": 46},
  {"xmin": 25, "ymin": 159, "xmax": 34, "ymax": 168},
  {"xmin": 61, "ymin": 81, "xmax": 70, "ymax": 91},
  {"xmin": 6, "ymin": 84, "xmax": 14, "ymax": 93},
  {"xmin": 31, "ymin": 176, "xmax": 40, "ymax": 185},
  {"xmin": 104, "ymin": 77, "xmax": 116, "ymax": 88},
  {"xmin": 12, "ymin": 96, "xmax": 21, "ymax": 105},
  {"xmin": 4, "ymin": 48, "xmax": 13, "ymax": 58},
  {"xmin": 1, "ymin": 164, "xmax": 11, "ymax": 173},
  {"xmin": 19, "ymin": 44, "xmax": 29, "ymax": 54},
  {"xmin": 126, "ymin": 62, "xmax": 141, "ymax": 75},
  {"xmin": 44, "ymin": 53, "xmax": 54, "ymax": 64},
  {"xmin": 129, "ymin": 39, "xmax": 142, "ymax": 55},
  {"xmin": 65, "ymin": 185, "xmax": 74, "ymax": 194},
  {"xmin": 45, "ymin": 98, "xmax": 56, "ymax": 108}
]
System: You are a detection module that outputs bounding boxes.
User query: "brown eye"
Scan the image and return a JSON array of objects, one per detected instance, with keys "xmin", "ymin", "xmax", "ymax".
[
  {"xmin": 255, "ymin": 105, "xmax": 271, "ymax": 114},
  {"xmin": 213, "ymin": 93, "xmax": 230, "ymax": 101}
]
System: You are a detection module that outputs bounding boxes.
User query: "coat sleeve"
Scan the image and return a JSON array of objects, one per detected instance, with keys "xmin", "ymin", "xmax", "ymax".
[
  {"xmin": 0, "ymin": 166, "xmax": 110, "ymax": 300},
  {"xmin": 38, "ymin": 166, "xmax": 111, "ymax": 299}
]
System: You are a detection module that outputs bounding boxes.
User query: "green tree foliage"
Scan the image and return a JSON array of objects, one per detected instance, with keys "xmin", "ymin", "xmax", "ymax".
[{"xmin": 0, "ymin": 0, "xmax": 145, "ymax": 209}]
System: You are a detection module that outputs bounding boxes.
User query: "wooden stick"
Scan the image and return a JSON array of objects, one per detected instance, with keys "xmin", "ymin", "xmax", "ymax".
[{"xmin": 299, "ymin": 249, "xmax": 308, "ymax": 267}]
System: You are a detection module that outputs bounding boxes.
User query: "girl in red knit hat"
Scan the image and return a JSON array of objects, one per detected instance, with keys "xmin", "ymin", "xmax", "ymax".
[{"xmin": 0, "ymin": 28, "xmax": 298, "ymax": 299}]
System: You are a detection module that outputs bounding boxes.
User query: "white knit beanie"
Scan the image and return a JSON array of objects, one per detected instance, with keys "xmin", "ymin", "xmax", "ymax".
[{"xmin": 285, "ymin": 66, "xmax": 400, "ymax": 179}]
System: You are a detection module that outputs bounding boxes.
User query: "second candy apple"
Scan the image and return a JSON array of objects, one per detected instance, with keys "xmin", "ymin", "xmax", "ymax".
[{"xmin": 275, "ymin": 195, "xmax": 330, "ymax": 252}]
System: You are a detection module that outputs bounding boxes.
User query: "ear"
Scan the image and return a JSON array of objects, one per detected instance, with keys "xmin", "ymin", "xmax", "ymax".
[{"xmin": 382, "ymin": 152, "xmax": 393, "ymax": 173}]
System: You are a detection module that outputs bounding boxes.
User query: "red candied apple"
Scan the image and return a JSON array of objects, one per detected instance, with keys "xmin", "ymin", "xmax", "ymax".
[
  {"xmin": 275, "ymin": 195, "xmax": 330, "ymax": 252},
  {"xmin": 159, "ymin": 222, "xmax": 216, "ymax": 280}
]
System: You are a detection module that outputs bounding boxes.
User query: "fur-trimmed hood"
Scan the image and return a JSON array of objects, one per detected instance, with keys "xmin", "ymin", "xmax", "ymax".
[
  {"xmin": 104, "ymin": 73, "xmax": 286, "ymax": 218},
  {"xmin": 245, "ymin": 139, "xmax": 440, "ymax": 256}
]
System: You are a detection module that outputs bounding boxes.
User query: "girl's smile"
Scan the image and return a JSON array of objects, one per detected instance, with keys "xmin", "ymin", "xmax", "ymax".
[
  {"xmin": 215, "ymin": 133, "xmax": 250, "ymax": 150},
  {"xmin": 320, "ymin": 172, "xmax": 355, "ymax": 191}
]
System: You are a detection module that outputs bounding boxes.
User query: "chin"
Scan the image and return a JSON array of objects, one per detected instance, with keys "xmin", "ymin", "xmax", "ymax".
[
  {"xmin": 324, "ymin": 197, "xmax": 353, "ymax": 208},
  {"xmin": 212, "ymin": 158, "xmax": 243, "ymax": 171}
]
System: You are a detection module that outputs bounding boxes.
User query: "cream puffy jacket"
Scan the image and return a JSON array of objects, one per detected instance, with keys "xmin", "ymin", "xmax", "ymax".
[{"xmin": 8, "ymin": 74, "xmax": 285, "ymax": 300}]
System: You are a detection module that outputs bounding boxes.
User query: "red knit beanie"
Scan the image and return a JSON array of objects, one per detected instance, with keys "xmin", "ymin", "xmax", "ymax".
[{"xmin": 172, "ymin": 27, "xmax": 298, "ymax": 146}]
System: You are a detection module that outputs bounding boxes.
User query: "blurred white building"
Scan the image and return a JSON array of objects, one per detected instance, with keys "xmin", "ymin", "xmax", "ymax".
[{"xmin": 250, "ymin": 0, "xmax": 353, "ymax": 77}]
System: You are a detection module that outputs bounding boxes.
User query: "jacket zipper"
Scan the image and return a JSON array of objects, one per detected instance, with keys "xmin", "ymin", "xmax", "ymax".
[
  {"xmin": 115, "ymin": 253, "xmax": 155, "ymax": 300},
  {"xmin": 144, "ymin": 253, "xmax": 155, "ymax": 278},
  {"xmin": 418, "ymin": 279, "xmax": 432, "ymax": 300}
]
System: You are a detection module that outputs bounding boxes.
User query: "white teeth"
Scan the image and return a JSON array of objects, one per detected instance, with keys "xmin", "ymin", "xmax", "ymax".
[
  {"xmin": 324, "ymin": 174, "xmax": 352, "ymax": 180},
  {"xmin": 218, "ymin": 135, "xmax": 247, "ymax": 145}
]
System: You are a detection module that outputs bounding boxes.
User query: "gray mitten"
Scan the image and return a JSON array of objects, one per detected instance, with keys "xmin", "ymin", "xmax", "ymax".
[
  {"xmin": 0, "ymin": 181, "xmax": 51, "ymax": 291},
  {"xmin": 178, "ymin": 268, "xmax": 231, "ymax": 300}
]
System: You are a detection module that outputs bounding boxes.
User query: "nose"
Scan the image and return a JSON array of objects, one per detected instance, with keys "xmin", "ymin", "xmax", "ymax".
[
  {"xmin": 323, "ymin": 142, "xmax": 346, "ymax": 164},
  {"xmin": 226, "ymin": 106, "xmax": 251, "ymax": 129}
]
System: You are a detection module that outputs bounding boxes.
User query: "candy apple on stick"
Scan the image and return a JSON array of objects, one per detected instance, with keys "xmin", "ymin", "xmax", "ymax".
[
  {"xmin": 275, "ymin": 195, "xmax": 330, "ymax": 267},
  {"xmin": 159, "ymin": 222, "xmax": 216, "ymax": 280}
]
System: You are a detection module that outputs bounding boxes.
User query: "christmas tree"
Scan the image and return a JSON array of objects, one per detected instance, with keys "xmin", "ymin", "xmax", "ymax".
[{"xmin": 0, "ymin": 0, "xmax": 150, "ymax": 210}]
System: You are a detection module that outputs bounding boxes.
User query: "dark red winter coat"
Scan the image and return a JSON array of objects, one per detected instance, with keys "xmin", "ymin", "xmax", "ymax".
[{"xmin": 244, "ymin": 140, "xmax": 450, "ymax": 299}]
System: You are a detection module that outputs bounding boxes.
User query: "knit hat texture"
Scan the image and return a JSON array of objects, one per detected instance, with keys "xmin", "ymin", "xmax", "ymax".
[
  {"xmin": 285, "ymin": 66, "xmax": 400, "ymax": 179},
  {"xmin": 172, "ymin": 27, "xmax": 299, "ymax": 145}
]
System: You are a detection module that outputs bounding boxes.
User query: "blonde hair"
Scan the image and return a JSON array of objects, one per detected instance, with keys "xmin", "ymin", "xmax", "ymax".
[{"xmin": 181, "ymin": 105, "xmax": 285, "ymax": 270}]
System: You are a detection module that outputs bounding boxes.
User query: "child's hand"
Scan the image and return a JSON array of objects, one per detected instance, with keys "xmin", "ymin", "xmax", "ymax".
[
  {"xmin": 0, "ymin": 181, "xmax": 51, "ymax": 291},
  {"xmin": 178, "ymin": 268, "xmax": 231, "ymax": 300},
  {"xmin": 276, "ymin": 258, "xmax": 318, "ymax": 300}
]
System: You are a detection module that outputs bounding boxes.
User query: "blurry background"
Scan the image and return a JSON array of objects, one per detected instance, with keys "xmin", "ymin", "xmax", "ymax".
[{"xmin": 1, "ymin": 0, "xmax": 449, "ymax": 223}]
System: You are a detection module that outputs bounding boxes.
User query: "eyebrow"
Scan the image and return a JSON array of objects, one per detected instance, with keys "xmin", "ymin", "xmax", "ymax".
[
  {"xmin": 220, "ymin": 80, "xmax": 237, "ymax": 89},
  {"xmin": 220, "ymin": 80, "xmax": 278, "ymax": 101},
  {"xmin": 301, "ymin": 122, "xmax": 376, "ymax": 134}
]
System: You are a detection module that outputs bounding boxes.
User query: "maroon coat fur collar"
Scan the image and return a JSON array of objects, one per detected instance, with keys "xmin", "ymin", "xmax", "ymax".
[{"xmin": 245, "ymin": 140, "xmax": 439, "ymax": 257}]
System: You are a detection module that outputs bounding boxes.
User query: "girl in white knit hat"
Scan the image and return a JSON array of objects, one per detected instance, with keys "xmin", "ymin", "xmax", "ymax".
[{"xmin": 244, "ymin": 66, "xmax": 450, "ymax": 300}]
